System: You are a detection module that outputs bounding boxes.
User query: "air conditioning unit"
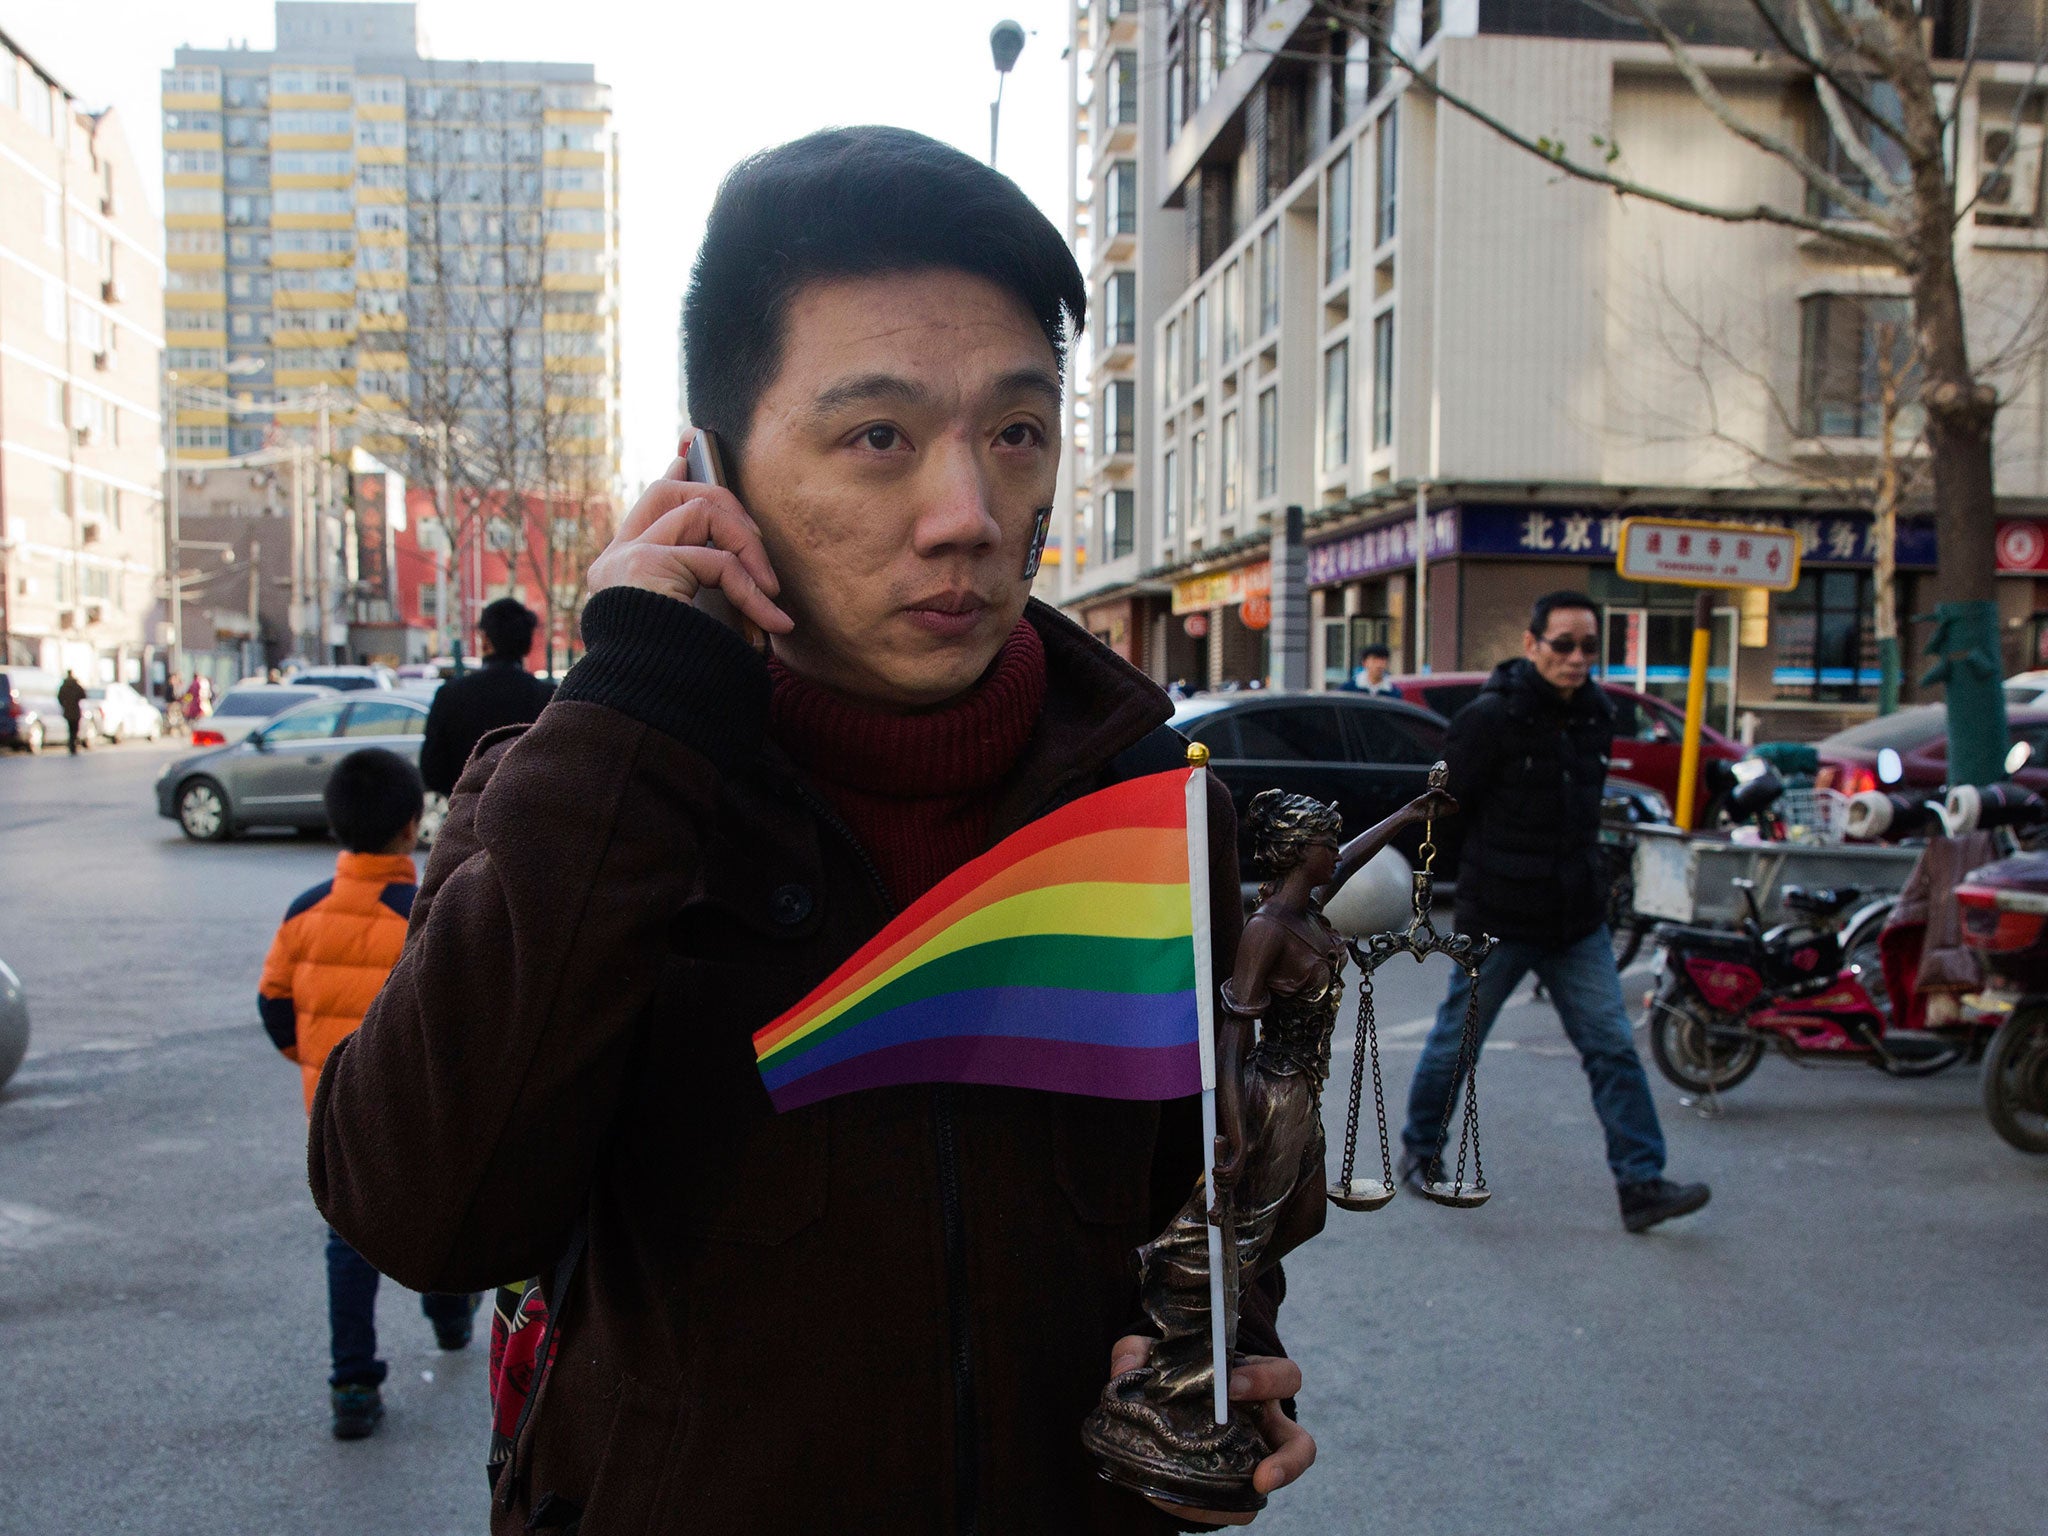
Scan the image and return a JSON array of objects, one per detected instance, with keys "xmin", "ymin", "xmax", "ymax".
[
  {"xmin": 1979, "ymin": 123, "xmax": 2045, "ymax": 224},
  {"xmin": 100, "ymin": 190, "xmax": 116, "ymax": 216},
  {"xmin": 92, "ymin": 351, "xmax": 110, "ymax": 372},
  {"xmin": 101, "ymin": 278, "xmax": 122, "ymax": 304},
  {"xmin": 75, "ymin": 426, "xmax": 97, "ymax": 448},
  {"xmin": 58, "ymin": 608, "xmax": 77, "ymax": 630},
  {"xmin": 85, "ymin": 603, "xmax": 105, "ymax": 625},
  {"xmin": 80, "ymin": 517, "xmax": 104, "ymax": 545}
]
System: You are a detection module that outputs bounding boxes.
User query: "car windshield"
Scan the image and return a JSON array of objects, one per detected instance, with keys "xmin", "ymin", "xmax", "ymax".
[
  {"xmin": 2007, "ymin": 685, "xmax": 2044, "ymax": 706},
  {"xmin": 1821, "ymin": 707, "xmax": 1952, "ymax": 753},
  {"xmin": 215, "ymin": 689, "xmax": 317, "ymax": 717},
  {"xmin": 297, "ymin": 675, "xmax": 378, "ymax": 691}
]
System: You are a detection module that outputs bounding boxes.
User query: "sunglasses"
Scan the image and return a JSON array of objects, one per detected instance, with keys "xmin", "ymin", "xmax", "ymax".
[{"xmin": 1540, "ymin": 635, "xmax": 1602, "ymax": 657}]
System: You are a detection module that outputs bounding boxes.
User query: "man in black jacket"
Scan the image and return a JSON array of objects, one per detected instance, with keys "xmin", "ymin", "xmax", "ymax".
[
  {"xmin": 1400, "ymin": 590, "xmax": 1710, "ymax": 1232},
  {"xmin": 419, "ymin": 599, "xmax": 555, "ymax": 795}
]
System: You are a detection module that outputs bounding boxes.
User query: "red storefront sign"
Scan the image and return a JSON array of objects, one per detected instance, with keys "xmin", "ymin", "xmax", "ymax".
[{"xmin": 1997, "ymin": 519, "xmax": 2048, "ymax": 572}]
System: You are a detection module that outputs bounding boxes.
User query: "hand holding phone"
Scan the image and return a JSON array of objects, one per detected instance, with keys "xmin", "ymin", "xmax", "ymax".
[{"xmin": 586, "ymin": 430, "xmax": 792, "ymax": 644}]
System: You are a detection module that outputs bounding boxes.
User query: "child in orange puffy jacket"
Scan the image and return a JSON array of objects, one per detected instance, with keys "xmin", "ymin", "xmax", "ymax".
[{"xmin": 259, "ymin": 747, "xmax": 476, "ymax": 1441}]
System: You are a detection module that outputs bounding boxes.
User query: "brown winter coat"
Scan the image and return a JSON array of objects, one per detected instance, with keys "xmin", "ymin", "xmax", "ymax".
[{"xmin": 309, "ymin": 589, "xmax": 1287, "ymax": 1535}]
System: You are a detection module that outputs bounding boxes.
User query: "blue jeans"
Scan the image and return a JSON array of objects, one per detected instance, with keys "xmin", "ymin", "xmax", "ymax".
[
  {"xmin": 1400, "ymin": 925, "xmax": 1666, "ymax": 1187},
  {"xmin": 326, "ymin": 1228, "xmax": 473, "ymax": 1388}
]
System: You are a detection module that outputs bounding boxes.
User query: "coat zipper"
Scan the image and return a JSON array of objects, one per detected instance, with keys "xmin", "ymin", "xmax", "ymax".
[{"xmin": 790, "ymin": 782, "xmax": 978, "ymax": 1536}]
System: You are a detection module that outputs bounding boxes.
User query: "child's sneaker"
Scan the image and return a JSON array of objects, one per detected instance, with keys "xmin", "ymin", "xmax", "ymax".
[{"xmin": 331, "ymin": 1383, "xmax": 384, "ymax": 1440}]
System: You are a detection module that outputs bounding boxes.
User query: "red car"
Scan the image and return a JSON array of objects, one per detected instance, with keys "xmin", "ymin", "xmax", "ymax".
[
  {"xmin": 1814, "ymin": 704, "xmax": 2048, "ymax": 797},
  {"xmin": 1391, "ymin": 672, "xmax": 1743, "ymax": 826}
]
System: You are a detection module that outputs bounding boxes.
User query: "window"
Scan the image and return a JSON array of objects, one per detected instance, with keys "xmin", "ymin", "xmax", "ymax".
[
  {"xmin": 165, "ymin": 109, "xmax": 222, "ymax": 133},
  {"xmin": 1774, "ymin": 571, "xmax": 1875, "ymax": 701},
  {"xmin": 273, "ymin": 189, "xmax": 349, "ymax": 215},
  {"xmin": 47, "ymin": 377, "xmax": 65, "ymax": 427},
  {"xmin": 1163, "ymin": 448, "xmax": 1180, "ymax": 542},
  {"xmin": 1326, "ymin": 148, "xmax": 1353, "ymax": 282},
  {"xmin": 341, "ymin": 700, "xmax": 425, "ymax": 737},
  {"xmin": 225, "ymin": 114, "xmax": 269, "ymax": 147},
  {"xmin": 1372, "ymin": 311, "xmax": 1395, "ymax": 449},
  {"xmin": 272, "ymin": 111, "xmax": 353, "ymax": 137},
  {"xmin": 1106, "ymin": 270, "xmax": 1137, "ymax": 348},
  {"xmin": 1111, "ymin": 51, "xmax": 1139, "ymax": 125},
  {"xmin": 223, "ymin": 74, "xmax": 268, "ymax": 109},
  {"xmin": 165, "ymin": 187, "xmax": 223, "ymax": 216},
  {"xmin": 1351, "ymin": 707, "xmax": 1444, "ymax": 766},
  {"xmin": 1103, "ymin": 488, "xmax": 1135, "ymax": 560},
  {"xmin": 1220, "ymin": 410, "xmax": 1241, "ymax": 519},
  {"xmin": 1102, "ymin": 379, "xmax": 1136, "ymax": 455},
  {"xmin": 1256, "ymin": 386, "xmax": 1278, "ymax": 499},
  {"xmin": 167, "ymin": 347, "xmax": 225, "ymax": 370},
  {"xmin": 1164, "ymin": 318, "xmax": 1182, "ymax": 404},
  {"xmin": 1191, "ymin": 292, "xmax": 1209, "ymax": 383},
  {"xmin": 163, "ymin": 66, "xmax": 219, "ymax": 95},
  {"xmin": 43, "ymin": 276, "xmax": 64, "ymax": 340},
  {"xmin": 174, "ymin": 424, "xmax": 227, "ymax": 450},
  {"xmin": 1810, "ymin": 82, "xmax": 1908, "ymax": 220},
  {"xmin": 1375, "ymin": 105, "xmax": 1399, "ymax": 246},
  {"xmin": 167, "ymin": 229, "xmax": 225, "ymax": 255},
  {"xmin": 1108, "ymin": 159, "xmax": 1138, "ymax": 235},
  {"xmin": 262, "ymin": 702, "xmax": 347, "ymax": 742},
  {"xmin": 1323, "ymin": 341, "xmax": 1350, "ymax": 472},
  {"xmin": 1236, "ymin": 705, "xmax": 1347, "ymax": 761},
  {"xmin": 1222, "ymin": 259, "xmax": 1241, "ymax": 357},
  {"xmin": 1421, "ymin": 0, "xmax": 1442, "ymax": 44},
  {"xmin": 1190, "ymin": 428, "xmax": 1209, "ymax": 528},
  {"xmin": 1258, "ymin": 224, "xmax": 1281, "ymax": 335},
  {"xmin": 1799, "ymin": 294, "xmax": 1920, "ymax": 438},
  {"xmin": 355, "ymin": 119, "xmax": 403, "ymax": 148},
  {"xmin": 274, "ymin": 151, "xmax": 353, "ymax": 176},
  {"xmin": 164, "ymin": 149, "xmax": 221, "ymax": 175},
  {"xmin": 276, "ymin": 229, "xmax": 355, "ymax": 254}
]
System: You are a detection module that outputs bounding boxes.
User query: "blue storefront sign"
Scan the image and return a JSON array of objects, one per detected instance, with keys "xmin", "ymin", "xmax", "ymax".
[
  {"xmin": 1454, "ymin": 504, "xmax": 1938, "ymax": 569},
  {"xmin": 1307, "ymin": 510, "xmax": 1459, "ymax": 586}
]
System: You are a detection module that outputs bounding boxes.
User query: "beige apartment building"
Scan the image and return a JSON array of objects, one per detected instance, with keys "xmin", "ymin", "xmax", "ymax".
[
  {"xmin": 163, "ymin": 1, "xmax": 619, "ymax": 664},
  {"xmin": 0, "ymin": 28, "xmax": 165, "ymax": 683},
  {"xmin": 1060, "ymin": 0, "xmax": 2048, "ymax": 736}
]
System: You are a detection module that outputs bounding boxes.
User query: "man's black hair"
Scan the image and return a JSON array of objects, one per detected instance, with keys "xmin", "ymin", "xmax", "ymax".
[
  {"xmin": 479, "ymin": 596, "xmax": 538, "ymax": 661},
  {"xmin": 683, "ymin": 126, "xmax": 1087, "ymax": 468},
  {"xmin": 1529, "ymin": 590, "xmax": 1598, "ymax": 638},
  {"xmin": 324, "ymin": 748, "xmax": 425, "ymax": 853},
  {"xmin": 1361, "ymin": 642, "xmax": 1391, "ymax": 660}
]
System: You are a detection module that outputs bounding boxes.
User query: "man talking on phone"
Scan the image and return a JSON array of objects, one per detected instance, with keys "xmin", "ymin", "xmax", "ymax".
[{"xmin": 312, "ymin": 127, "xmax": 1312, "ymax": 1533}]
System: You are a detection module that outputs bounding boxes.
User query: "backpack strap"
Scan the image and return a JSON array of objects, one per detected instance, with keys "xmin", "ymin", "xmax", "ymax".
[{"xmin": 495, "ymin": 1217, "xmax": 589, "ymax": 1510}]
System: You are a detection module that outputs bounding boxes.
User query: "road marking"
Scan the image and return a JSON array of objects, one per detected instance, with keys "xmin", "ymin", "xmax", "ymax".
[{"xmin": 0, "ymin": 1201, "xmax": 105, "ymax": 1252}]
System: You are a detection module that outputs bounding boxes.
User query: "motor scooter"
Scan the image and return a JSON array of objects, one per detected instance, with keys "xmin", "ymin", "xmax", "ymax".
[
  {"xmin": 1954, "ymin": 786, "xmax": 2048, "ymax": 1153},
  {"xmin": 1643, "ymin": 877, "xmax": 1965, "ymax": 1094}
]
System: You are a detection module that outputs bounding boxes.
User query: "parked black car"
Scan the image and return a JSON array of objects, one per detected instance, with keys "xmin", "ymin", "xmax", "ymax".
[{"xmin": 1170, "ymin": 692, "xmax": 1456, "ymax": 878}]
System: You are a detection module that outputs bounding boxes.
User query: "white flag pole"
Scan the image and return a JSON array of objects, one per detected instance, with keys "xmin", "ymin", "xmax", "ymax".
[{"xmin": 1185, "ymin": 748, "xmax": 1231, "ymax": 1427}]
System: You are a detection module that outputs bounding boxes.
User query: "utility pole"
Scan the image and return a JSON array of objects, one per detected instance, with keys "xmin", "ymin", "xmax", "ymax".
[
  {"xmin": 166, "ymin": 371, "xmax": 182, "ymax": 691},
  {"xmin": 316, "ymin": 388, "xmax": 332, "ymax": 664},
  {"xmin": 1412, "ymin": 482, "xmax": 1430, "ymax": 674},
  {"xmin": 435, "ymin": 420, "xmax": 452, "ymax": 659},
  {"xmin": 248, "ymin": 537, "xmax": 261, "ymax": 674},
  {"xmin": 288, "ymin": 442, "xmax": 305, "ymax": 660}
]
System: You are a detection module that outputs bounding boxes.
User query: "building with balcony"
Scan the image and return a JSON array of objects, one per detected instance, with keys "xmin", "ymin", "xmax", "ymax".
[
  {"xmin": 163, "ymin": 1, "xmax": 619, "ymax": 662},
  {"xmin": 1, "ymin": 28, "xmax": 166, "ymax": 684},
  {"xmin": 1060, "ymin": 0, "xmax": 2048, "ymax": 735}
]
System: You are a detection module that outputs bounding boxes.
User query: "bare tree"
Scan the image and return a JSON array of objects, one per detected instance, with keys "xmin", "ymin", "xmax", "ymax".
[{"xmin": 1306, "ymin": 0, "xmax": 2045, "ymax": 782}]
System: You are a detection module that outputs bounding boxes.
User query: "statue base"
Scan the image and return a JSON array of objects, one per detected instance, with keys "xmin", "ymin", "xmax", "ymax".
[{"xmin": 1080, "ymin": 1364, "xmax": 1270, "ymax": 1515}]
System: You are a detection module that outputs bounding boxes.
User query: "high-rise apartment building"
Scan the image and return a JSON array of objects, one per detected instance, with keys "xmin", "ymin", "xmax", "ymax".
[
  {"xmin": 163, "ymin": 2, "xmax": 619, "ymax": 663},
  {"xmin": 1063, "ymin": 1, "xmax": 2048, "ymax": 734},
  {"xmin": 1, "ymin": 27, "xmax": 165, "ymax": 683}
]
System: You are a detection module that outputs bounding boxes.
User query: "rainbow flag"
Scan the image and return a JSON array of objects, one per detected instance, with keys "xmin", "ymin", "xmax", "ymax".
[{"xmin": 753, "ymin": 768, "xmax": 1207, "ymax": 1113}]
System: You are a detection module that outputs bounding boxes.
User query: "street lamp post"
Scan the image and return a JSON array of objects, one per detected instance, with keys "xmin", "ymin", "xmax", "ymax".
[{"xmin": 989, "ymin": 20, "xmax": 1026, "ymax": 168}]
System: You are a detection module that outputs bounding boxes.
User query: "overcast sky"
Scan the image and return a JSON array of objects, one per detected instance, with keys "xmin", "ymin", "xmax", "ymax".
[{"xmin": 6, "ymin": 0, "xmax": 1080, "ymax": 495}]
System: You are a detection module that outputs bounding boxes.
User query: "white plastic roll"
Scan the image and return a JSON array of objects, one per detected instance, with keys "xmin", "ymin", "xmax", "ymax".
[
  {"xmin": 1945, "ymin": 783, "xmax": 1983, "ymax": 837},
  {"xmin": 1844, "ymin": 789, "xmax": 1894, "ymax": 842}
]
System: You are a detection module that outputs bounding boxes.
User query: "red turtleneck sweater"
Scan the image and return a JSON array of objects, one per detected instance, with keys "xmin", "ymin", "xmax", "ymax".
[{"xmin": 768, "ymin": 621, "xmax": 1048, "ymax": 908}]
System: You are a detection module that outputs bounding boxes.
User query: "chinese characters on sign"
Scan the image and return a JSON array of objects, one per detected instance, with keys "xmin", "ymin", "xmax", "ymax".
[
  {"xmin": 1305, "ymin": 511, "xmax": 1458, "ymax": 587},
  {"xmin": 1617, "ymin": 517, "xmax": 1800, "ymax": 591}
]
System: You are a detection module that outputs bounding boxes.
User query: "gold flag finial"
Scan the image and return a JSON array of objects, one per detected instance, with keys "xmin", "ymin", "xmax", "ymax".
[{"xmin": 1186, "ymin": 740, "xmax": 1210, "ymax": 768}]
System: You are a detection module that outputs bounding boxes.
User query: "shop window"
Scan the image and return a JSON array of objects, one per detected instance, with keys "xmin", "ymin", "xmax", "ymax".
[{"xmin": 1774, "ymin": 570, "xmax": 1876, "ymax": 700}]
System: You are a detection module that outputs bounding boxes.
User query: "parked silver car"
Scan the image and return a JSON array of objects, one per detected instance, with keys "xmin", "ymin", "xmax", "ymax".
[
  {"xmin": 86, "ymin": 682, "xmax": 164, "ymax": 743},
  {"xmin": 154, "ymin": 693, "xmax": 430, "ymax": 841}
]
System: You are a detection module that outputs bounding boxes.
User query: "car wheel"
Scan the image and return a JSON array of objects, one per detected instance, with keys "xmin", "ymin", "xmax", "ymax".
[
  {"xmin": 23, "ymin": 722, "xmax": 43, "ymax": 755},
  {"xmin": 177, "ymin": 778, "xmax": 233, "ymax": 841},
  {"xmin": 147, "ymin": 717, "xmax": 162, "ymax": 741}
]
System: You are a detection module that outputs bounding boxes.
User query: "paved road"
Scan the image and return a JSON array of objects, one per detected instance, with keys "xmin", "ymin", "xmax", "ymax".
[{"xmin": 3, "ymin": 744, "xmax": 2044, "ymax": 1534}]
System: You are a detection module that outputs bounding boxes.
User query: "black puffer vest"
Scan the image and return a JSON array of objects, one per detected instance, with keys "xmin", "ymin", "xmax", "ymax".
[{"xmin": 1450, "ymin": 659, "xmax": 1613, "ymax": 947}]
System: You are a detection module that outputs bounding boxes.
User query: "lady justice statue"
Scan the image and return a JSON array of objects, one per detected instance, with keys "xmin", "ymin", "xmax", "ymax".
[{"xmin": 1082, "ymin": 771, "xmax": 1470, "ymax": 1513}]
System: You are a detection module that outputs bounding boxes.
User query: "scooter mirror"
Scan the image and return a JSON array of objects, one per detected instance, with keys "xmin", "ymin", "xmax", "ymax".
[
  {"xmin": 2006, "ymin": 740, "xmax": 2033, "ymax": 776},
  {"xmin": 1876, "ymin": 747, "xmax": 1904, "ymax": 785}
]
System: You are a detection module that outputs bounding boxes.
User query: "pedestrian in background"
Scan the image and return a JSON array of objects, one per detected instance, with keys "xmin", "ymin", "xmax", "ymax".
[
  {"xmin": 56, "ymin": 671, "xmax": 86, "ymax": 754},
  {"xmin": 1400, "ymin": 590, "xmax": 1711, "ymax": 1233},
  {"xmin": 1349, "ymin": 643, "xmax": 1400, "ymax": 696},
  {"xmin": 257, "ymin": 748, "xmax": 477, "ymax": 1439},
  {"xmin": 419, "ymin": 598, "xmax": 555, "ymax": 797}
]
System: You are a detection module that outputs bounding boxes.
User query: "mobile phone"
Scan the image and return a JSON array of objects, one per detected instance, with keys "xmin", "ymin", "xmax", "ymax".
[{"xmin": 680, "ymin": 428, "xmax": 767, "ymax": 649}]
